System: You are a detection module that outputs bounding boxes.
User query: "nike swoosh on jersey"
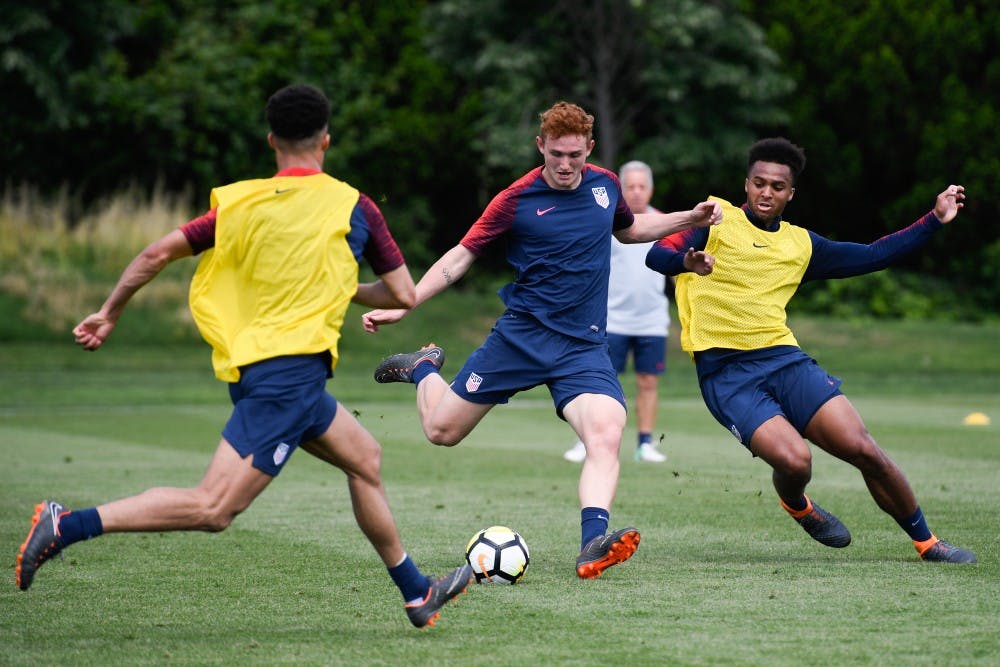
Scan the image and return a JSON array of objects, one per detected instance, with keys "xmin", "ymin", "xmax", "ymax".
[
  {"xmin": 536, "ymin": 206, "xmax": 556, "ymax": 216},
  {"xmin": 752, "ymin": 243, "xmax": 769, "ymax": 248},
  {"xmin": 275, "ymin": 187, "xmax": 296, "ymax": 194}
]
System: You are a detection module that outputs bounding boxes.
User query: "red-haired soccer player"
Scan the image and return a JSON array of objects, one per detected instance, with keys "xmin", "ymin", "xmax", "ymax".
[{"xmin": 364, "ymin": 101, "xmax": 722, "ymax": 579}]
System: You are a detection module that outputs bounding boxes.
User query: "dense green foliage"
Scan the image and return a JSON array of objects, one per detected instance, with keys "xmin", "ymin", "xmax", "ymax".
[{"xmin": 2, "ymin": 0, "xmax": 996, "ymax": 313}]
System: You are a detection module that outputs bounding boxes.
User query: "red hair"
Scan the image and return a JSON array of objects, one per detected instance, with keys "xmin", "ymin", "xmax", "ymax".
[{"xmin": 539, "ymin": 101, "xmax": 594, "ymax": 141}]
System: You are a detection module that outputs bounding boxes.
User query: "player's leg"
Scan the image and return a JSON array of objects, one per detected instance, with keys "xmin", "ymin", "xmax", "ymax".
[
  {"xmin": 804, "ymin": 395, "xmax": 976, "ymax": 562},
  {"xmin": 749, "ymin": 418, "xmax": 853, "ymax": 548},
  {"xmin": 560, "ymin": 363, "xmax": 639, "ymax": 578},
  {"xmin": 417, "ymin": 378, "xmax": 495, "ymax": 446},
  {"xmin": 302, "ymin": 401, "xmax": 472, "ymax": 626},
  {"xmin": 16, "ymin": 439, "xmax": 273, "ymax": 590},
  {"xmin": 564, "ymin": 393, "xmax": 626, "ymax": 510},
  {"xmin": 99, "ymin": 438, "xmax": 272, "ymax": 532}
]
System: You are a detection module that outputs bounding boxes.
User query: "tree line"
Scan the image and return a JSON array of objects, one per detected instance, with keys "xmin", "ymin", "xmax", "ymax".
[{"xmin": 3, "ymin": 0, "xmax": 997, "ymax": 315}]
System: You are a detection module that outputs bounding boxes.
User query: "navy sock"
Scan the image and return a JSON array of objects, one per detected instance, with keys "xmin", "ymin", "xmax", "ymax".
[
  {"xmin": 581, "ymin": 506, "xmax": 609, "ymax": 549},
  {"xmin": 388, "ymin": 554, "xmax": 431, "ymax": 603},
  {"xmin": 57, "ymin": 507, "xmax": 103, "ymax": 546},
  {"xmin": 783, "ymin": 495, "xmax": 808, "ymax": 512},
  {"xmin": 638, "ymin": 432, "xmax": 652, "ymax": 447},
  {"xmin": 411, "ymin": 362, "xmax": 439, "ymax": 386},
  {"xmin": 896, "ymin": 506, "xmax": 933, "ymax": 542}
]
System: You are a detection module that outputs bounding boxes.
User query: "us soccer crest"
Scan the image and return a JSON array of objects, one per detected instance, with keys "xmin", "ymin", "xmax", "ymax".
[
  {"xmin": 466, "ymin": 372, "xmax": 483, "ymax": 393},
  {"xmin": 592, "ymin": 187, "xmax": 609, "ymax": 209}
]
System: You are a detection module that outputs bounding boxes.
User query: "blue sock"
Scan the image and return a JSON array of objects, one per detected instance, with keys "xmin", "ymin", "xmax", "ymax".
[
  {"xmin": 411, "ymin": 362, "xmax": 439, "ymax": 386},
  {"xmin": 57, "ymin": 507, "xmax": 104, "ymax": 546},
  {"xmin": 581, "ymin": 506, "xmax": 609, "ymax": 549},
  {"xmin": 388, "ymin": 554, "xmax": 431, "ymax": 603},
  {"xmin": 896, "ymin": 506, "xmax": 933, "ymax": 542},
  {"xmin": 783, "ymin": 495, "xmax": 808, "ymax": 512},
  {"xmin": 638, "ymin": 432, "xmax": 652, "ymax": 447}
]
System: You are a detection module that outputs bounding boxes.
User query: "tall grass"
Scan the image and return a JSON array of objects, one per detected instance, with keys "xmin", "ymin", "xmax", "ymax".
[{"xmin": 0, "ymin": 185, "xmax": 198, "ymax": 339}]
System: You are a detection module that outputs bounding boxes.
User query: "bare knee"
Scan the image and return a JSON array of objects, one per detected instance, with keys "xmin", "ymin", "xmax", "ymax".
[
  {"xmin": 189, "ymin": 489, "xmax": 244, "ymax": 532},
  {"xmin": 424, "ymin": 424, "xmax": 464, "ymax": 447},
  {"xmin": 771, "ymin": 448, "xmax": 813, "ymax": 483}
]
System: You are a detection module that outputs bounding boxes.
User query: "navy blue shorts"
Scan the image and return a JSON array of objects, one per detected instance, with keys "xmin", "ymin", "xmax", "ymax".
[
  {"xmin": 223, "ymin": 353, "xmax": 337, "ymax": 476},
  {"xmin": 450, "ymin": 311, "xmax": 626, "ymax": 419},
  {"xmin": 606, "ymin": 333, "xmax": 666, "ymax": 375},
  {"xmin": 698, "ymin": 347, "xmax": 842, "ymax": 448}
]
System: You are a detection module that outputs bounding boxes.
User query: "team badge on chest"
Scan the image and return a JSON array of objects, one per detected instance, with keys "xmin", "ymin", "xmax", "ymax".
[{"xmin": 592, "ymin": 187, "xmax": 609, "ymax": 209}]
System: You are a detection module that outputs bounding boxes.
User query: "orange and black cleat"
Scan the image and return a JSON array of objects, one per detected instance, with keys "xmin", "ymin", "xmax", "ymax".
[
  {"xmin": 576, "ymin": 527, "xmax": 640, "ymax": 579},
  {"xmin": 374, "ymin": 345, "xmax": 445, "ymax": 384},
  {"xmin": 404, "ymin": 563, "xmax": 473, "ymax": 628},
  {"xmin": 16, "ymin": 500, "xmax": 67, "ymax": 591}
]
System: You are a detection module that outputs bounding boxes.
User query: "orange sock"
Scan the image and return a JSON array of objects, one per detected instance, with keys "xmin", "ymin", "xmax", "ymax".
[
  {"xmin": 780, "ymin": 495, "xmax": 813, "ymax": 519},
  {"xmin": 914, "ymin": 535, "xmax": 940, "ymax": 555}
]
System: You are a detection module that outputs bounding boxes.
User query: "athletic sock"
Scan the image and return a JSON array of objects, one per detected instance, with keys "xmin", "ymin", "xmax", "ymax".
[
  {"xmin": 411, "ymin": 362, "xmax": 439, "ymax": 386},
  {"xmin": 581, "ymin": 506, "xmax": 609, "ymax": 549},
  {"xmin": 638, "ymin": 432, "xmax": 653, "ymax": 448},
  {"xmin": 896, "ymin": 506, "xmax": 933, "ymax": 542},
  {"xmin": 388, "ymin": 553, "xmax": 432, "ymax": 604},
  {"xmin": 779, "ymin": 495, "xmax": 810, "ymax": 515},
  {"xmin": 56, "ymin": 507, "xmax": 104, "ymax": 546}
]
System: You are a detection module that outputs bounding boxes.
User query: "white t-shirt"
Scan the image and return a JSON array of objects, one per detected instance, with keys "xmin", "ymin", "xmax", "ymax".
[{"xmin": 606, "ymin": 210, "xmax": 670, "ymax": 337}]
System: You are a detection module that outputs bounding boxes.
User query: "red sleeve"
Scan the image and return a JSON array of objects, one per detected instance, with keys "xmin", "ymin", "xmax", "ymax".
[
  {"xmin": 460, "ymin": 171, "xmax": 535, "ymax": 255},
  {"xmin": 357, "ymin": 193, "xmax": 406, "ymax": 274},
  {"xmin": 178, "ymin": 208, "xmax": 217, "ymax": 254}
]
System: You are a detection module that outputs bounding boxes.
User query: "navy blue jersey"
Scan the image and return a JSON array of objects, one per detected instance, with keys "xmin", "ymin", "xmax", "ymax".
[{"xmin": 460, "ymin": 165, "xmax": 634, "ymax": 342}]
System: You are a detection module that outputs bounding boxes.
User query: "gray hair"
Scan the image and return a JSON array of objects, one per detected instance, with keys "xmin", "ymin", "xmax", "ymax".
[{"xmin": 618, "ymin": 160, "xmax": 654, "ymax": 187}]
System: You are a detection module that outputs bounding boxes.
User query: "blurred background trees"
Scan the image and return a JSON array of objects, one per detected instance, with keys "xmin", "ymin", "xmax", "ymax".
[{"xmin": 2, "ymin": 0, "xmax": 997, "ymax": 317}]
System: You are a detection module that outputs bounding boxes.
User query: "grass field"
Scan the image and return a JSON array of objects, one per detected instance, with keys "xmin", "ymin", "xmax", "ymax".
[{"xmin": 1, "ymin": 306, "xmax": 997, "ymax": 666}]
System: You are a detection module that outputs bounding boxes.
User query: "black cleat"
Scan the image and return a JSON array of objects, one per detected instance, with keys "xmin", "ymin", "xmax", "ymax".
[
  {"xmin": 17, "ymin": 500, "xmax": 67, "ymax": 591},
  {"xmin": 374, "ymin": 345, "xmax": 445, "ymax": 384},
  {"xmin": 404, "ymin": 563, "xmax": 473, "ymax": 628},
  {"xmin": 576, "ymin": 527, "xmax": 640, "ymax": 579},
  {"xmin": 787, "ymin": 498, "xmax": 852, "ymax": 548},
  {"xmin": 918, "ymin": 538, "xmax": 977, "ymax": 564}
]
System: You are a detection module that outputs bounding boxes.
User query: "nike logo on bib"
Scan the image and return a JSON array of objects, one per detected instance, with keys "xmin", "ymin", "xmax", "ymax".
[{"xmin": 536, "ymin": 206, "xmax": 556, "ymax": 216}]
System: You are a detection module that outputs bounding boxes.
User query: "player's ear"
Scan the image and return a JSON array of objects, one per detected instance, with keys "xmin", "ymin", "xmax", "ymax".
[
  {"xmin": 321, "ymin": 133, "xmax": 330, "ymax": 151},
  {"xmin": 535, "ymin": 135, "xmax": 545, "ymax": 154},
  {"xmin": 267, "ymin": 132, "xmax": 276, "ymax": 149},
  {"xmin": 788, "ymin": 187, "xmax": 795, "ymax": 201}
]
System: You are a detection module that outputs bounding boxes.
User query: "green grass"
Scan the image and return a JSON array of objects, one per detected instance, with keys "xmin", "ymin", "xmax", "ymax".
[{"xmin": 1, "ymin": 310, "xmax": 998, "ymax": 666}]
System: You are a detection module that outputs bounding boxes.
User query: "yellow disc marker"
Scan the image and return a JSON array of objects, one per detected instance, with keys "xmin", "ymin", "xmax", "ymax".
[{"xmin": 962, "ymin": 412, "xmax": 991, "ymax": 426}]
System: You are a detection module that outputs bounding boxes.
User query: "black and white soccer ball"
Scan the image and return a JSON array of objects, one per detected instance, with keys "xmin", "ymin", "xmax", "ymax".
[{"xmin": 464, "ymin": 526, "xmax": 530, "ymax": 584}]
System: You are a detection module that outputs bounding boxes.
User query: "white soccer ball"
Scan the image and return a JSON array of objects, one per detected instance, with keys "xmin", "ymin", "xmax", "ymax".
[{"xmin": 464, "ymin": 526, "xmax": 530, "ymax": 584}]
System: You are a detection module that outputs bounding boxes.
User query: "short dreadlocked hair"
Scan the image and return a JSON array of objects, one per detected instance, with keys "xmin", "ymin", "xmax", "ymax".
[
  {"xmin": 539, "ymin": 101, "xmax": 594, "ymax": 141},
  {"xmin": 747, "ymin": 137, "xmax": 806, "ymax": 183},
  {"xmin": 265, "ymin": 84, "xmax": 330, "ymax": 145}
]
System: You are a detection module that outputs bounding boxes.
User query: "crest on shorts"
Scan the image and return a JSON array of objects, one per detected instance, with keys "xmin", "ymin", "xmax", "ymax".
[
  {"xmin": 273, "ymin": 442, "xmax": 290, "ymax": 466},
  {"xmin": 466, "ymin": 372, "xmax": 483, "ymax": 393},
  {"xmin": 592, "ymin": 187, "xmax": 609, "ymax": 209}
]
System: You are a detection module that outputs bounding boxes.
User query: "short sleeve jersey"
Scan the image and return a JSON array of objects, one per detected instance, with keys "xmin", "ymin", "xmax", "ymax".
[{"xmin": 460, "ymin": 165, "xmax": 634, "ymax": 342}]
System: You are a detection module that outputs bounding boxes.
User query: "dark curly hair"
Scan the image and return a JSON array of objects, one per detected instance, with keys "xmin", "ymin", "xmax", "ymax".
[
  {"xmin": 265, "ymin": 84, "xmax": 331, "ymax": 141},
  {"xmin": 747, "ymin": 137, "xmax": 806, "ymax": 183}
]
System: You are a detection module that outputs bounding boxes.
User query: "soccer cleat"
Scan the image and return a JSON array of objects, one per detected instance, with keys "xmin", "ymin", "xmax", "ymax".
[
  {"xmin": 374, "ymin": 345, "xmax": 445, "ymax": 384},
  {"xmin": 16, "ymin": 500, "xmax": 67, "ymax": 591},
  {"xmin": 404, "ymin": 563, "xmax": 473, "ymax": 628},
  {"xmin": 634, "ymin": 443, "xmax": 667, "ymax": 463},
  {"xmin": 782, "ymin": 496, "xmax": 852, "ymax": 548},
  {"xmin": 563, "ymin": 440, "xmax": 586, "ymax": 463},
  {"xmin": 576, "ymin": 527, "xmax": 640, "ymax": 579},
  {"xmin": 916, "ymin": 537, "xmax": 977, "ymax": 564}
]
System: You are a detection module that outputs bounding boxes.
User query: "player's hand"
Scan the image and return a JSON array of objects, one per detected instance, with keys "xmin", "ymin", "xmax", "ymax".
[
  {"xmin": 934, "ymin": 185, "xmax": 965, "ymax": 224},
  {"xmin": 690, "ymin": 200, "xmax": 723, "ymax": 228},
  {"xmin": 73, "ymin": 313, "xmax": 116, "ymax": 350},
  {"xmin": 362, "ymin": 308, "xmax": 408, "ymax": 333},
  {"xmin": 683, "ymin": 248, "xmax": 715, "ymax": 276}
]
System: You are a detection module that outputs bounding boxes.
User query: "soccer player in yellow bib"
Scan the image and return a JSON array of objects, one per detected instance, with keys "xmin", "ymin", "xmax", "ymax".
[
  {"xmin": 17, "ymin": 84, "xmax": 473, "ymax": 627},
  {"xmin": 646, "ymin": 137, "xmax": 976, "ymax": 563}
]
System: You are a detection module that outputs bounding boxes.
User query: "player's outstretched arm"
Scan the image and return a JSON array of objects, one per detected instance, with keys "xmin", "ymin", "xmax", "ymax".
[
  {"xmin": 362, "ymin": 244, "xmax": 477, "ymax": 333},
  {"xmin": 618, "ymin": 199, "xmax": 722, "ymax": 244},
  {"xmin": 353, "ymin": 264, "xmax": 417, "ymax": 309},
  {"xmin": 73, "ymin": 229, "xmax": 193, "ymax": 351},
  {"xmin": 934, "ymin": 185, "xmax": 965, "ymax": 224}
]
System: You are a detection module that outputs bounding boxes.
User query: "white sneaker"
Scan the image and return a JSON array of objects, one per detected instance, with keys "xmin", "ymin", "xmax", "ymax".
[
  {"xmin": 563, "ymin": 440, "xmax": 586, "ymax": 463},
  {"xmin": 634, "ymin": 443, "xmax": 666, "ymax": 463}
]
